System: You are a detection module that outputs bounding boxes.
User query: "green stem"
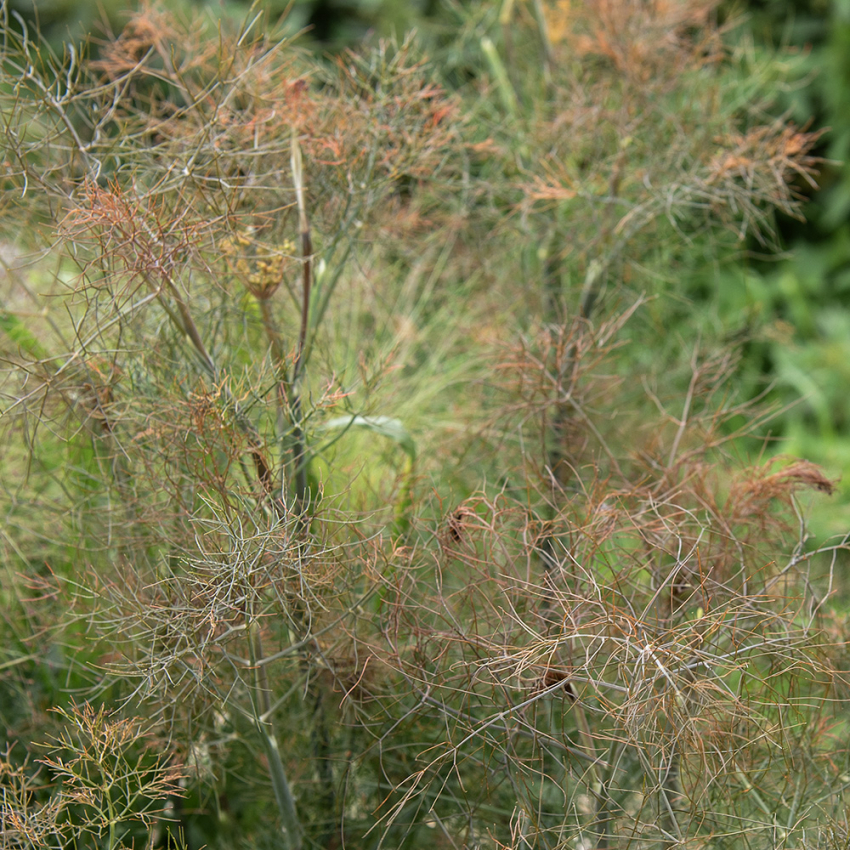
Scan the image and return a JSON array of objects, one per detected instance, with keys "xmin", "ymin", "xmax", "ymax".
[
  {"xmin": 571, "ymin": 698, "xmax": 609, "ymax": 848},
  {"xmin": 248, "ymin": 621, "xmax": 304, "ymax": 850},
  {"xmin": 290, "ymin": 132, "xmax": 312, "ymax": 521},
  {"xmin": 105, "ymin": 782, "xmax": 117, "ymax": 850},
  {"xmin": 481, "ymin": 36, "xmax": 519, "ymax": 119},
  {"xmin": 258, "ymin": 295, "xmax": 301, "ymax": 492}
]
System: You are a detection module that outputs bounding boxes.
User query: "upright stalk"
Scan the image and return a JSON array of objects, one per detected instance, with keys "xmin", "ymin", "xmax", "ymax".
[
  {"xmin": 289, "ymin": 132, "xmax": 312, "ymax": 521},
  {"xmin": 247, "ymin": 620, "xmax": 304, "ymax": 850}
]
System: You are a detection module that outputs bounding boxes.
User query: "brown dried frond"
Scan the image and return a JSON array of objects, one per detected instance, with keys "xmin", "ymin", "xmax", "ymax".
[
  {"xmin": 525, "ymin": 170, "xmax": 578, "ymax": 203},
  {"xmin": 494, "ymin": 307, "xmax": 636, "ymax": 414},
  {"xmin": 545, "ymin": 0, "xmax": 723, "ymax": 81},
  {"xmin": 62, "ymin": 183, "xmax": 205, "ymax": 295},
  {"xmin": 704, "ymin": 123, "xmax": 826, "ymax": 217},
  {"xmin": 324, "ymin": 40, "xmax": 463, "ymax": 183},
  {"xmin": 612, "ymin": 453, "xmax": 837, "ymax": 592},
  {"xmin": 729, "ymin": 458, "xmax": 837, "ymax": 525},
  {"xmin": 91, "ymin": 6, "xmax": 175, "ymax": 79}
]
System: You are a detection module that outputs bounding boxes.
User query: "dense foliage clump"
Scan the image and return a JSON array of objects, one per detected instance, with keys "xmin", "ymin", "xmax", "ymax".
[{"xmin": 0, "ymin": 3, "xmax": 847, "ymax": 848}]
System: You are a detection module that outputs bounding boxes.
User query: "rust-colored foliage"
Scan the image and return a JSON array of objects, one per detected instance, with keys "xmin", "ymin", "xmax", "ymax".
[
  {"xmin": 0, "ymin": 2, "xmax": 845, "ymax": 849},
  {"xmin": 546, "ymin": 0, "xmax": 722, "ymax": 80}
]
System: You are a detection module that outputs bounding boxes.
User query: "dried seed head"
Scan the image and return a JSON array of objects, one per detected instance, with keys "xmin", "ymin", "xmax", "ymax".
[
  {"xmin": 534, "ymin": 667, "xmax": 576, "ymax": 700},
  {"xmin": 446, "ymin": 506, "xmax": 476, "ymax": 544}
]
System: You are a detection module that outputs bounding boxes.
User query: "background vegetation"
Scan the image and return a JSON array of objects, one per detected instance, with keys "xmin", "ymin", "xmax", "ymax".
[{"xmin": 1, "ymin": 1, "xmax": 849, "ymax": 848}]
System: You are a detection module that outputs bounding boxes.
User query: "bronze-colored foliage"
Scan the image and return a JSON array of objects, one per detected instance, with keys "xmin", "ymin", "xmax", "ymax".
[{"xmin": 0, "ymin": 2, "xmax": 845, "ymax": 849}]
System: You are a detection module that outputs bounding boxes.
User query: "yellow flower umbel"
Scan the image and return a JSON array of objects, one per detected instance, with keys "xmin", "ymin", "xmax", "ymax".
[{"xmin": 222, "ymin": 232, "xmax": 296, "ymax": 301}]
